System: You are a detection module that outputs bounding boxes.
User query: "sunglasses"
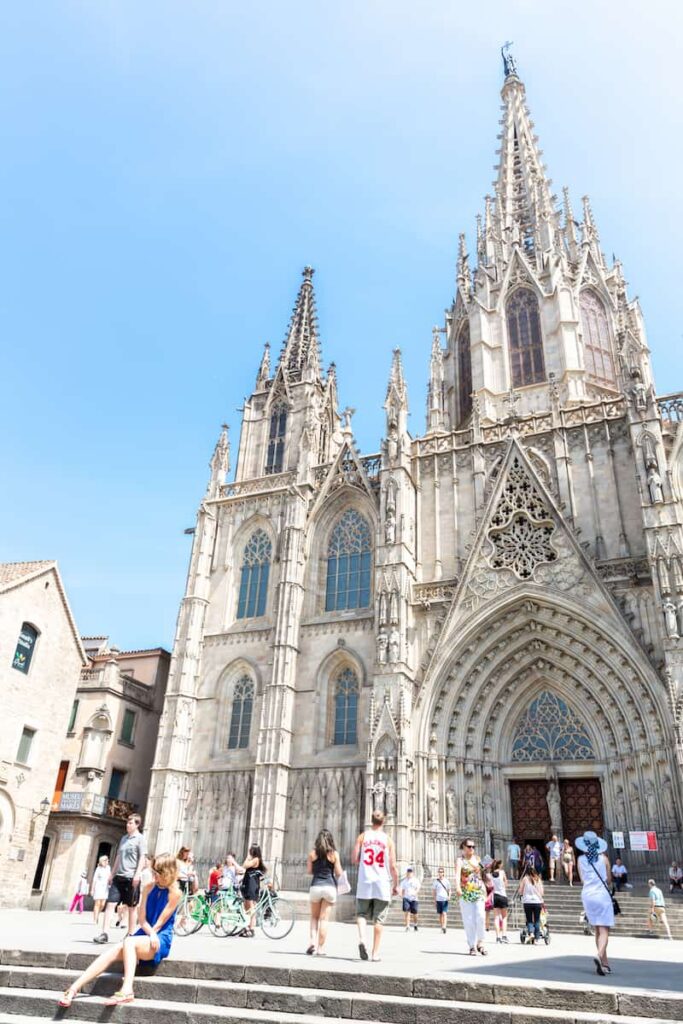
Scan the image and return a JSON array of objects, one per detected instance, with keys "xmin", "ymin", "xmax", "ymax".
[{"xmin": 465, "ymin": 844, "xmax": 475, "ymax": 849}]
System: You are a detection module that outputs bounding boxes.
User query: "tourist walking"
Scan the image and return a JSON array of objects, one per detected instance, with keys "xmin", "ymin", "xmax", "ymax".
[
  {"xmin": 647, "ymin": 878, "xmax": 673, "ymax": 939},
  {"xmin": 669, "ymin": 862, "xmax": 683, "ymax": 893},
  {"xmin": 432, "ymin": 866, "xmax": 451, "ymax": 933},
  {"xmin": 490, "ymin": 860, "xmax": 509, "ymax": 943},
  {"xmin": 518, "ymin": 868, "xmax": 544, "ymax": 943},
  {"xmin": 69, "ymin": 872, "xmax": 89, "ymax": 914},
  {"xmin": 353, "ymin": 810, "xmax": 399, "ymax": 963},
  {"xmin": 546, "ymin": 835, "xmax": 561, "ymax": 882},
  {"xmin": 400, "ymin": 867, "xmax": 420, "ymax": 931},
  {"xmin": 522, "ymin": 844, "xmax": 543, "ymax": 876},
  {"xmin": 612, "ymin": 857, "xmax": 629, "ymax": 891},
  {"xmin": 454, "ymin": 837, "xmax": 487, "ymax": 956},
  {"xmin": 561, "ymin": 838, "xmax": 575, "ymax": 886},
  {"xmin": 576, "ymin": 830, "xmax": 613, "ymax": 975},
  {"xmin": 306, "ymin": 829, "xmax": 343, "ymax": 955},
  {"xmin": 240, "ymin": 844, "xmax": 267, "ymax": 937},
  {"xmin": 94, "ymin": 813, "xmax": 146, "ymax": 943},
  {"xmin": 507, "ymin": 838, "xmax": 521, "ymax": 880},
  {"xmin": 57, "ymin": 853, "xmax": 181, "ymax": 1009},
  {"xmin": 91, "ymin": 855, "xmax": 110, "ymax": 929}
]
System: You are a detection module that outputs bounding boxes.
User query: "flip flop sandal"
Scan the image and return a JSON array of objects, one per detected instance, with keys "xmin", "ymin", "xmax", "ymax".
[
  {"xmin": 57, "ymin": 990, "xmax": 76, "ymax": 1008},
  {"xmin": 105, "ymin": 991, "xmax": 135, "ymax": 1006},
  {"xmin": 477, "ymin": 945, "xmax": 488, "ymax": 956},
  {"xmin": 306, "ymin": 944, "xmax": 315, "ymax": 955},
  {"xmin": 593, "ymin": 958, "xmax": 605, "ymax": 976}
]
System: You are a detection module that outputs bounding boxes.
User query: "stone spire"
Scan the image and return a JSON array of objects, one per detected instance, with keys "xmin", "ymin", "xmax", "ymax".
[
  {"xmin": 277, "ymin": 266, "xmax": 323, "ymax": 382},
  {"xmin": 456, "ymin": 232, "xmax": 472, "ymax": 296},
  {"xmin": 207, "ymin": 424, "xmax": 230, "ymax": 498},
  {"xmin": 581, "ymin": 195, "xmax": 605, "ymax": 267},
  {"xmin": 427, "ymin": 328, "xmax": 446, "ymax": 432},
  {"xmin": 255, "ymin": 342, "xmax": 271, "ymax": 389},
  {"xmin": 494, "ymin": 51, "xmax": 555, "ymax": 259},
  {"xmin": 385, "ymin": 348, "xmax": 409, "ymax": 438},
  {"xmin": 562, "ymin": 186, "xmax": 579, "ymax": 262}
]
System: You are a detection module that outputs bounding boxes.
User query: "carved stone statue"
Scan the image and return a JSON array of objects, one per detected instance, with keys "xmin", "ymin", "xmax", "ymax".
[
  {"xmin": 427, "ymin": 780, "xmax": 439, "ymax": 825},
  {"xmin": 465, "ymin": 789, "xmax": 476, "ymax": 827},
  {"xmin": 483, "ymin": 791, "xmax": 495, "ymax": 831},
  {"xmin": 546, "ymin": 780, "xmax": 562, "ymax": 828},
  {"xmin": 647, "ymin": 466, "xmax": 664, "ymax": 504},
  {"xmin": 388, "ymin": 628, "xmax": 400, "ymax": 664},
  {"xmin": 615, "ymin": 785, "xmax": 626, "ymax": 824},
  {"xmin": 630, "ymin": 781, "xmax": 642, "ymax": 826},
  {"xmin": 501, "ymin": 41, "xmax": 518, "ymax": 78},
  {"xmin": 663, "ymin": 600, "xmax": 679, "ymax": 639},
  {"xmin": 385, "ymin": 510, "xmax": 396, "ymax": 545},
  {"xmin": 631, "ymin": 371, "xmax": 647, "ymax": 411},
  {"xmin": 385, "ymin": 779, "xmax": 397, "ymax": 819},
  {"xmin": 376, "ymin": 630, "xmax": 388, "ymax": 664},
  {"xmin": 446, "ymin": 787, "xmax": 457, "ymax": 827},
  {"xmin": 372, "ymin": 774, "xmax": 386, "ymax": 815}
]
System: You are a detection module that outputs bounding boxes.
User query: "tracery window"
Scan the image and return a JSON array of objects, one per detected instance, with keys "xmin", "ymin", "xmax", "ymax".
[
  {"xmin": 580, "ymin": 289, "xmax": 616, "ymax": 386},
  {"xmin": 333, "ymin": 667, "xmax": 358, "ymax": 745},
  {"xmin": 265, "ymin": 402, "xmax": 287, "ymax": 474},
  {"xmin": 237, "ymin": 529, "xmax": 271, "ymax": 619},
  {"xmin": 228, "ymin": 676, "xmax": 254, "ymax": 749},
  {"xmin": 506, "ymin": 288, "xmax": 545, "ymax": 387},
  {"xmin": 325, "ymin": 510, "xmax": 372, "ymax": 612},
  {"xmin": 511, "ymin": 691, "xmax": 594, "ymax": 762},
  {"xmin": 487, "ymin": 455, "xmax": 557, "ymax": 579},
  {"xmin": 457, "ymin": 321, "xmax": 472, "ymax": 424}
]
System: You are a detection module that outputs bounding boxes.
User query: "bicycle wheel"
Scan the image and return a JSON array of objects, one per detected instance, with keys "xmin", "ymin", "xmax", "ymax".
[
  {"xmin": 186, "ymin": 894, "xmax": 207, "ymax": 934},
  {"xmin": 174, "ymin": 897, "xmax": 199, "ymax": 936},
  {"xmin": 259, "ymin": 896, "xmax": 295, "ymax": 939}
]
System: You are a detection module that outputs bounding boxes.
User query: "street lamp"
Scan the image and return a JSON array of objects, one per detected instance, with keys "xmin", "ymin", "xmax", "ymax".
[{"xmin": 29, "ymin": 796, "xmax": 51, "ymax": 840}]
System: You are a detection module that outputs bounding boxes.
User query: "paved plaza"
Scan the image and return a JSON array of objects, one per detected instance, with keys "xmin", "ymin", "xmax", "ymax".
[{"xmin": 0, "ymin": 908, "xmax": 680, "ymax": 996}]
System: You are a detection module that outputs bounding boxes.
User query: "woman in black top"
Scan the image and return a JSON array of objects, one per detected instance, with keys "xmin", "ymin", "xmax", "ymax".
[
  {"xmin": 306, "ymin": 829, "xmax": 343, "ymax": 955},
  {"xmin": 240, "ymin": 844, "xmax": 266, "ymax": 936}
]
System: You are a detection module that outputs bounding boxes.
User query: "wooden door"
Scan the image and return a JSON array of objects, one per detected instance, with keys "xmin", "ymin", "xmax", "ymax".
[
  {"xmin": 510, "ymin": 779, "xmax": 551, "ymax": 845},
  {"xmin": 51, "ymin": 760, "xmax": 69, "ymax": 812},
  {"xmin": 559, "ymin": 778, "xmax": 603, "ymax": 842}
]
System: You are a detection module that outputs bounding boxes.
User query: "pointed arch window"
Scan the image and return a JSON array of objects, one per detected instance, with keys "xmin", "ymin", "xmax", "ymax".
[
  {"xmin": 228, "ymin": 676, "xmax": 254, "ymax": 749},
  {"xmin": 457, "ymin": 320, "xmax": 473, "ymax": 424},
  {"xmin": 237, "ymin": 529, "xmax": 271, "ymax": 619},
  {"xmin": 580, "ymin": 289, "xmax": 615, "ymax": 386},
  {"xmin": 506, "ymin": 288, "xmax": 545, "ymax": 387},
  {"xmin": 265, "ymin": 402, "xmax": 287, "ymax": 474},
  {"xmin": 333, "ymin": 667, "xmax": 359, "ymax": 745},
  {"xmin": 325, "ymin": 510, "xmax": 372, "ymax": 612},
  {"xmin": 511, "ymin": 691, "xmax": 594, "ymax": 762}
]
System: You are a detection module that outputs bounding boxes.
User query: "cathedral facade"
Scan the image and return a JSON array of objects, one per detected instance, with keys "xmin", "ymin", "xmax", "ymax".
[{"xmin": 146, "ymin": 59, "xmax": 683, "ymax": 879}]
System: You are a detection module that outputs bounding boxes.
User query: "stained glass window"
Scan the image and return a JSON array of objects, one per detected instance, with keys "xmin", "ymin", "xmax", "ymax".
[
  {"xmin": 333, "ymin": 667, "xmax": 358, "ymax": 745},
  {"xmin": 457, "ymin": 321, "xmax": 472, "ymax": 424},
  {"xmin": 580, "ymin": 289, "xmax": 615, "ymax": 386},
  {"xmin": 12, "ymin": 622, "xmax": 38, "ymax": 674},
  {"xmin": 237, "ymin": 529, "xmax": 271, "ymax": 618},
  {"xmin": 511, "ymin": 691, "xmax": 594, "ymax": 762},
  {"xmin": 265, "ymin": 402, "xmax": 287, "ymax": 474},
  {"xmin": 506, "ymin": 288, "xmax": 545, "ymax": 387},
  {"xmin": 228, "ymin": 676, "xmax": 254, "ymax": 749},
  {"xmin": 325, "ymin": 510, "xmax": 372, "ymax": 611}
]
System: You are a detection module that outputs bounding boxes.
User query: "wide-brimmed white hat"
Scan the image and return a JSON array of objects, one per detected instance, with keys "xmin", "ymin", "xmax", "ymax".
[{"xmin": 575, "ymin": 830, "xmax": 608, "ymax": 855}]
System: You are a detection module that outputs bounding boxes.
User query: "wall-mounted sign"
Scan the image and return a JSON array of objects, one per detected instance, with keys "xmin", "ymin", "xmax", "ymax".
[
  {"xmin": 612, "ymin": 831, "xmax": 625, "ymax": 849},
  {"xmin": 629, "ymin": 830, "xmax": 658, "ymax": 851}
]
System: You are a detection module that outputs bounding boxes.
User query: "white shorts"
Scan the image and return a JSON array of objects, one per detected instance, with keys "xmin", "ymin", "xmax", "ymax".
[{"xmin": 309, "ymin": 884, "xmax": 337, "ymax": 904}]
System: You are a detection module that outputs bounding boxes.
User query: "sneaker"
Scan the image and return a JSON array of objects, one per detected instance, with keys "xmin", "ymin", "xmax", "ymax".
[
  {"xmin": 501, "ymin": 935, "xmax": 509, "ymax": 943},
  {"xmin": 93, "ymin": 933, "xmax": 109, "ymax": 944},
  {"xmin": 413, "ymin": 925, "xmax": 418, "ymax": 932},
  {"xmin": 441, "ymin": 927, "xmax": 446, "ymax": 934},
  {"xmin": 359, "ymin": 942, "xmax": 369, "ymax": 961},
  {"xmin": 405, "ymin": 926, "xmax": 410, "ymax": 932}
]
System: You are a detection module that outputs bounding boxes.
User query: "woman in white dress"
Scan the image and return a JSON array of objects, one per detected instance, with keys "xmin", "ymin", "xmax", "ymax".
[
  {"xmin": 576, "ymin": 830, "xmax": 613, "ymax": 975},
  {"xmin": 91, "ymin": 855, "xmax": 111, "ymax": 929}
]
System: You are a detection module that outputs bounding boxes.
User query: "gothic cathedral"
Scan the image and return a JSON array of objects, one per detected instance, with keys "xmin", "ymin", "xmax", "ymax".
[{"xmin": 146, "ymin": 58, "xmax": 683, "ymax": 877}]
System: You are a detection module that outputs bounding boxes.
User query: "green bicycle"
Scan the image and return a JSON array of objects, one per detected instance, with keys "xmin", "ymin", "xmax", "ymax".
[
  {"xmin": 211, "ymin": 880, "xmax": 295, "ymax": 939},
  {"xmin": 174, "ymin": 889, "xmax": 235, "ymax": 937}
]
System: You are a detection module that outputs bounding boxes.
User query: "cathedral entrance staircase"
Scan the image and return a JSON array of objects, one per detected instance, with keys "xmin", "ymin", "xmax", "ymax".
[{"xmin": 1, "ymin": 946, "xmax": 682, "ymax": 1024}]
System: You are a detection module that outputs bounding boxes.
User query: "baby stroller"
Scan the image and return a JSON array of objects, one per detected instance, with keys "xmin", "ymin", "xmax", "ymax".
[{"xmin": 519, "ymin": 902, "xmax": 551, "ymax": 945}]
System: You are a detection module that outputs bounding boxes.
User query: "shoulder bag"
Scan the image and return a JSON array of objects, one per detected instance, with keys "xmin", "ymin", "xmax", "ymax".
[{"xmin": 588, "ymin": 857, "xmax": 621, "ymax": 916}]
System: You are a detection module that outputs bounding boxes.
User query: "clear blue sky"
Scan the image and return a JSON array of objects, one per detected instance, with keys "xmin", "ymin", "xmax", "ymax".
[{"xmin": 1, "ymin": 2, "xmax": 680, "ymax": 650}]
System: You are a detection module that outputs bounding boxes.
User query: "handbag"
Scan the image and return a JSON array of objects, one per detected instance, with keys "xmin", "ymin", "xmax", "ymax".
[
  {"xmin": 336, "ymin": 870, "xmax": 352, "ymax": 896},
  {"xmin": 588, "ymin": 858, "xmax": 621, "ymax": 916}
]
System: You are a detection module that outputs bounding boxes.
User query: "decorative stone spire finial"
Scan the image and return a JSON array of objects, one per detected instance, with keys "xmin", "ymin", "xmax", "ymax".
[
  {"xmin": 207, "ymin": 424, "xmax": 230, "ymax": 497},
  {"xmin": 256, "ymin": 342, "xmax": 271, "ymax": 388},
  {"xmin": 384, "ymin": 348, "xmax": 409, "ymax": 441},
  {"xmin": 457, "ymin": 233, "xmax": 472, "ymax": 295},
  {"xmin": 277, "ymin": 266, "xmax": 323, "ymax": 382},
  {"xmin": 427, "ymin": 328, "xmax": 446, "ymax": 433},
  {"xmin": 562, "ymin": 186, "xmax": 578, "ymax": 260}
]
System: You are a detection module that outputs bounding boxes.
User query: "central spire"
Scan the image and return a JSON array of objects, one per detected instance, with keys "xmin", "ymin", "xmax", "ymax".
[{"xmin": 278, "ymin": 266, "xmax": 322, "ymax": 382}]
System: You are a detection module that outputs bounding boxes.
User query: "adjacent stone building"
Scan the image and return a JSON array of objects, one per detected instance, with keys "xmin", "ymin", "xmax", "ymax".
[
  {"xmin": 146, "ymin": 56, "xmax": 683, "ymax": 878},
  {"xmin": 0, "ymin": 561, "xmax": 86, "ymax": 908},
  {"xmin": 35, "ymin": 640, "xmax": 170, "ymax": 909}
]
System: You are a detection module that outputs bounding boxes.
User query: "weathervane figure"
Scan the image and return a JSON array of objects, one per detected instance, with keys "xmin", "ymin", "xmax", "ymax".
[{"xmin": 501, "ymin": 41, "xmax": 518, "ymax": 78}]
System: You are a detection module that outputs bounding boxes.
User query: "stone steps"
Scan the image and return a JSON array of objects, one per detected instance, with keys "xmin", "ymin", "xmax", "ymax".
[{"xmin": 1, "ymin": 952, "xmax": 683, "ymax": 1024}]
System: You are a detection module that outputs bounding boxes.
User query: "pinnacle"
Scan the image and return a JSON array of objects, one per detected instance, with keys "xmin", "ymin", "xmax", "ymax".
[{"xmin": 277, "ymin": 266, "xmax": 323, "ymax": 382}]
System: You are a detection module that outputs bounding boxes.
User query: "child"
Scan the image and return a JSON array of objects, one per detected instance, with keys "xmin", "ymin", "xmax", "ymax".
[
  {"xmin": 91, "ymin": 856, "xmax": 110, "ymax": 928},
  {"xmin": 69, "ymin": 872, "xmax": 89, "ymax": 914},
  {"xmin": 57, "ymin": 852, "xmax": 181, "ymax": 1008},
  {"xmin": 400, "ymin": 867, "xmax": 420, "ymax": 932}
]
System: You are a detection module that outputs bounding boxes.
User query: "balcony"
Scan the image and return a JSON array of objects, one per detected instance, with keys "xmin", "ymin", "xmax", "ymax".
[{"xmin": 53, "ymin": 791, "xmax": 136, "ymax": 820}]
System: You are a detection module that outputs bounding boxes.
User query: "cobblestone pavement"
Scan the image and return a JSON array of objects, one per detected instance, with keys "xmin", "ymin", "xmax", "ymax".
[{"xmin": 0, "ymin": 909, "xmax": 681, "ymax": 993}]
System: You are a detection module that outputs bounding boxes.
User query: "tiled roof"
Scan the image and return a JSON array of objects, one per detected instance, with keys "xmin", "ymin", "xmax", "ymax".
[{"xmin": 0, "ymin": 560, "xmax": 54, "ymax": 590}]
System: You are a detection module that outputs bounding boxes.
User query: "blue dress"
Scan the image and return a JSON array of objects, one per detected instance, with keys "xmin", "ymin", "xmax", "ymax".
[{"xmin": 134, "ymin": 885, "xmax": 177, "ymax": 964}]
